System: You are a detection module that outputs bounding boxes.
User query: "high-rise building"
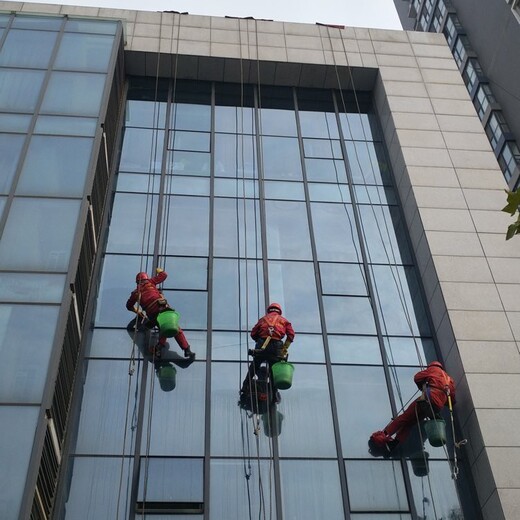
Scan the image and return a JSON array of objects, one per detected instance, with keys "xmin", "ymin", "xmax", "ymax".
[
  {"xmin": 0, "ymin": 2, "xmax": 518, "ymax": 519},
  {"xmin": 393, "ymin": 0, "xmax": 520, "ymax": 188}
]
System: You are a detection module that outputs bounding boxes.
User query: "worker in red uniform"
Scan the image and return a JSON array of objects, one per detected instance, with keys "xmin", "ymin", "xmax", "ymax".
[
  {"xmin": 370, "ymin": 361, "xmax": 456, "ymax": 452},
  {"xmin": 241, "ymin": 303, "xmax": 295, "ymax": 398},
  {"xmin": 126, "ymin": 268, "xmax": 195, "ymax": 359}
]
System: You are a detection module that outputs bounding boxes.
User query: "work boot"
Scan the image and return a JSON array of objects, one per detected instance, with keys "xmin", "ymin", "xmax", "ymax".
[{"xmin": 184, "ymin": 347, "xmax": 196, "ymax": 360}]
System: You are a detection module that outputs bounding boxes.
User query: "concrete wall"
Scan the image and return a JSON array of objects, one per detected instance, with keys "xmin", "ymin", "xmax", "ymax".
[{"xmin": 2, "ymin": 2, "xmax": 519, "ymax": 518}]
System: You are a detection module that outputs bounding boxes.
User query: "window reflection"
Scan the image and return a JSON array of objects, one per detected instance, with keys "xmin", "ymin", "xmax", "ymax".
[
  {"xmin": 285, "ymin": 333, "xmax": 325, "ymax": 363},
  {"xmin": 264, "ymin": 180, "xmax": 305, "ymax": 200},
  {"xmin": 171, "ymin": 103, "xmax": 211, "ymax": 131},
  {"xmin": 142, "ymin": 362, "xmax": 205, "ymax": 455},
  {"xmin": 54, "ymin": 33, "xmax": 114, "ymax": 72},
  {"xmin": 163, "ymin": 290, "xmax": 207, "ymax": 330},
  {"xmin": 214, "ymin": 105, "xmax": 254, "ymax": 134},
  {"xmin": 299, "ymin": 111, "xmax": 339, "ymax": 138},
  {"xmin": 170, "ymin": 130, "xmax": 210, "ymax": 152},
  {"xmin": 0, "ymin": 69, "xmax": 45, "ymax": 112},
  {"xmin": 168, "ymin": 150, "xmax": 211, "ymax": 176},
  {"xmin": 333, "ymin": 365, "xmax": 392, "ymax": 457},
  {"xmin": 126, "ymin": 100, "xmax": 167, "ymax": 128},
  {"xmin": 211, "ymin": 362, "xmax": 273, "ymax": 456},
  {"xmin": 75, "ymin": 360, "xmax": 140, "ymax": 454},
  {"xmin": 268, "ymin": 261, "xmax": 321, "ymax": 333},
  {"xmin": 278, "ymin": 364, "xmax": 336, "ymax": 457},
  {"xmin": 0, "ymin": 198, "xmax": 80, "ymax": 271},
  {"xmin": 345, "ymin": 141, "xmax": 390, "ymax": 185},
  {"xmin": 0, "ymin": 114, "xmax": 32, "ymax": 133},
  {"xmin": 119, "ymin": 128, "xmax": 164, "ymax": 173},
  {"xmin": 0, "ymin": 304, "xmax": 59, "ymax": 402},
  {"xmin": 0, "ymin": 29, "xmax": 57, "ymax": 68},
  {"xmin": 328, "ymin": 335, "xmax": 382, "ymax": 365},
  {"xmin": 262, "ymin": 137, "xmax": 302, "ymax": 180},
  {"xmin": 280, "ymin": 460, "xmax": 344, "ymax": 519},
  {"xmin": 0, "ymin": 273, "xmax": 65, "ymax": 303},
  {"xmin": 34, "ymin": 115, "xmax": 97, "ymax": 136},
  {"xmin": 210, "ymin": 459, "xmax": 276, "ymax": 520},
  {"xmin": 64, "ymin": 457, "xmax": 132, "ymax": 520},
  {"xmin": 323, "ymin": 295, "xmax": 376, "ymax": 335},
  {"xmin": 0, "ymin": 134, "xmax": 24, "ymax": 194},
  {"xmin": 320, "ymin": 262, "xmax": 367, "ymax": 296},
  {"xmin": 260, "ymin": 108, "xmax": 297, "ymax": 136},
  {"xmin": 303, "ymin": 138, "xmax": 342, "ymax": 159},
  {"xmin": 305, "ymin": 158, "xmax": 347, "ymax": 183},
  {"xmin": 346, "ymin": 460, "xmax": 408, "ymax": 511},
  {"xmin": 214, "ymin": 133, "xmax": 257, "ymax": 178},
  {"xmin": 308, "ymin": 183, "xmax": 350, "ymax": 202},
  {"xmin": 266, "ymin": 201, "xmax": 312, "ymax": 260}
]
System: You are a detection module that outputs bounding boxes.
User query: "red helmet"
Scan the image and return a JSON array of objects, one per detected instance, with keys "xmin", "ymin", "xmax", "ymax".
[
  {"xmin": 136, "ymin": 272, "xmax": 149, "ymax": 283},
  {"xmin": 428, "ymin": 361, "xmax": 444, "ymax": 369},
  {"xmin": 267, "ymin": 302, "xmax": 282, "ymax": 314}
]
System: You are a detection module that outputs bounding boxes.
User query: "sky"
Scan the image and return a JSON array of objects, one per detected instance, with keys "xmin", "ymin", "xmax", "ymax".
[{"xmin": 25, "ymin": 0, "xmax": 403, "ymax": 30}]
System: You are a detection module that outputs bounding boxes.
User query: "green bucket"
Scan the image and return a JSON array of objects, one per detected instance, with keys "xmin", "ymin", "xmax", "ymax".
[
  {"xmin": 156, "ymin": 364, "xmax": 177, "ymax": 392},
  {"xmin": 424, "ymin": 419, "xmax": 447, "ymax": 447},
  {"xmin": 410, "ymin": 451, "xmax": 429, "ymax": 477},
  {"xmin": 271, "ymin": 361, "xmax": 294, "ymax": 390},
  {"xmin": 156, "ymin": 310, "xmax": 180, "ymax": 338},
  {"xmin": 262, "ymin": 410, "xmax": 284, "ymax": 438}
]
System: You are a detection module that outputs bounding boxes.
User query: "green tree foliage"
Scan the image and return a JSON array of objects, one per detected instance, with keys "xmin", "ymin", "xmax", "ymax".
[{"xmin": 502, "ymin": 189, "xmax": 520, "ymax": 240}]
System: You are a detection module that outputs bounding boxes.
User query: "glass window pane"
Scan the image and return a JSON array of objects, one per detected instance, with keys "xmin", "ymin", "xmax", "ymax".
[
  {"xmin": 34, "ymin": 115, "xmax": 98, "ymax": 136},
  {"xmin": 171, "ymin": 103, "xmax": 211, "ymax": 131},
  {"xmin": 266, "ymin": 201, "xmax": 312, "ymax": 260},
  {"xmin": 64, "ymin": 457, "xmax": 133, "ymax": 520},
  {"xmin": 264, "ymin": 180, "xmax": 305, "ymax": 200},
  {"xmin": 162, "ymin": 196, "xmax": 209, "ymax": 256},
  {"xmin": 305, "ymin": 158, "xmax": 347, "ymax": 182},
  {"xmin": 94, "ymin": 254, "xmax": 153, "ymax": 326},
  {"xmin": 0, "ymin": 197, "xmax": 5, "ymax": 220},
  {"xmin": 116, "ymin": 172, "xmax": 161, "ymax": 193},
  {"xmin": 210, "ymin": 459, "xmax": 276, "ymax": 520},
  {"xmin": 384, "ymin": 337, "xmax": 433, "ymax": 367},
  {"xmin": 346, "ymin": 460, "xmax": 408, "ymax": 511},
  {"xmin": 16, "ymin": 136, "xmax": 93, "ymax": 196},
  {"xmin": 269, "ymin": 261, "xmax": 321, "ymax": 333},
  {"xmin": 0, "ymin": 406, "xmax": 39, "ymax": 520},
  {"xmin": 214, "ymin": 105, "xmax": 254, "ymax": 133},
  {"xmin": 142, "ymin": 362, "xmax": 205, "ymax": 455},
  {"xmin": 308, "ymin": 183, "xmax": 350, "ymax": 203},
  {"xmin": 88, "ymin": 328, "xmax": 135, "ymax": 358},
  {"xmin": 214, "ymin": 178, "xmax": 259, "ymax": 198},
  {"xmin": 163, "ymin": 289, "xmax": 207, "ymax": 330},
  {"xmin": 359, "ymin": 205, "xmax": 413, "ymax": 265},
  {"xmin": 212, "ymin": 259, "xmax": 264, "ymax": 331},
  {"xmin": 213, "ymin": 197, "xmax": 262, "ymax": 258},
  {"xmin": 320, "ymin": 262, "xmax": 367, "ymax": 295},
  {"xmin": 126, "ymin": 100, "xmax": 167, "ymax": 128},
  {"xmin": 286, "ymin": 333, "xmax": 325, "ymax": 363},
  {"xmin": 323, "ymin": 295, "xmax": 377, "ymax": 334},
  {"xmin": 0, "ymin": 133, "xmax": 25, "ymax": 194},
  {"xmin": 214, "ymin": 133, "xmax": 257, "ymax": 178},
  {"xmin": 354, "ymin": 185, "xmax": 397, "ymax": 205},
  {"xmin": 75, "ymin": 360, "xmax": 139, "ymax": 454},
  {"xmin": 168, "ymin": 150, "xmax": 211, "ymax": 176},
  {"xmin": 119, "ymin": 128, "xmax": 164, "ymax": 173},
  {"xmin": 163, "ymin": 257, "xmax": 207, "ymax": 290},
  {"xmin": 170, "ymin": 130, "xmax": 210, "ymax": 152},
  {"xmin": 137, "ymin": 458, "xmax": 203, "ymax": 502},
  {"xmin": 408, "ymin": 460, "xmax": 463, "ymax": 519},
  {"xmin": 0, "ymin": 273, "xmax": 65, "ymax": 303},
  {"xmin": 12, "ymin": 15, "xmax": 62, "ymax": 30},
  {"xmin": 299, "ymin": 111, "xmax": 339, "ymax": 138},
  {"xmin": 278, "ymin": 364, "xmax": 336, "ymax": 457},
  {"xmin": 40, "ymin": 71, "xmax": 106, "ymax": 117},
  {"xmin": 0, "ymin": 29, "xmax": 58, "ymax": 68},
  {"xmin": 328, "ymin": 335, "xmax": 382, "ymax": 364},
  {"xmin": 346, "ymin": 141, "xmax": 391, "ymax": 185},
  {"xmin": 105, "ymin": 193, "xmax": 158, "ymax": 254},
  {"xmin": 311, "ymin": 202, "xmax": 361, "ymax": 262},
  {"xmin": 333, "ymin": 365, "xmax": 392, "ymax": 457},
  {"xmin": 0, "ymin": 69, "xmax": 45, "ymax": 112},
  {"xmin": 371, "ymin": 265, "xmax": 430, "ymax": 337},
  {"xmin": 211, "ymin": 362, "xmax": 273, "ymax": 456},
  {"xmin": 262, "ymin": 137, "xmax": 302, "ymax": 180},
  {"xmin": 0, "ymin": 15, "xmax": 10, "ymax": 27},
  {"xmin": 351, "ymin": 515, "xmax": 411, "ymax": 520},
  {"xmin": 303, "ymin": 138, "xmax": 342, "ymax": 159},
  {"xmin": 64, "ymin": 18, "xmax": 118, "ymax": 34},
  {"xmin": 0, "ymin": 114, "xmax": 32, "ymax": 133},
  {"xmin": 0, "ymin": 305, "xmax": 58, "ymax": 401},
  {"xmin": 260, "ymin": 108, "xmax": 297, "ymax": 136},
  {"xmin": 211, "ymin": 331, "xmax": 246, "ymax": 361},
  {"xmin": 340, "ymin": 112, "xmax": 375, "ymax": 141},
  {"xmin": 54, "ymin": 33, "xmax": 114, "ymax": 72},
  {"xmin": 280, "ymin": 460, "xmax": 344, "ymax": 520},
  {"xmin": 0, "ymin": 198, "xmax": 80, "ymax": 271}
]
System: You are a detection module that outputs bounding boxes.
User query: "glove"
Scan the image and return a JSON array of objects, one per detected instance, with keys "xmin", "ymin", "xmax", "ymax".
[
  {"xmin": 248, "ymin": 349, "xmax": 255, "ymax": 357},
  {"xmin": 156, "ymin": 267, "xmax": 164, "ymax": 274}
]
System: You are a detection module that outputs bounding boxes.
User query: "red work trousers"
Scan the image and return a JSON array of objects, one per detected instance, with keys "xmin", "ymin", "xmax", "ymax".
[{"xmin": 384, "ymin": 399, "xmax": 437, "ymax": 443}]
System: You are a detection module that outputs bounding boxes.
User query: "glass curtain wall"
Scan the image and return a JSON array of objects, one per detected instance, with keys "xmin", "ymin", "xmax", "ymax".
[{"xmin": 63, "ymin": 78, "xmax": 465, "ymax": 519}]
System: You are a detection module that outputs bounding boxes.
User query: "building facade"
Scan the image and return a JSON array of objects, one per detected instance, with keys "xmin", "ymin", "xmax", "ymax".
[
  {"xmin": 393, "ymin": 0, "xmax": 520, "ymax": 189},
  {"xmin": 0, "ymin": 2, "xmax": 519, "ymax": 519}
]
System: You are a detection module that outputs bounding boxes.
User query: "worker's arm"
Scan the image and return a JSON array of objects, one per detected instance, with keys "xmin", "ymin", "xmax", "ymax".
[{"xmin": 150, "ymin": 269, "xmax": 167, "ymax": 285}]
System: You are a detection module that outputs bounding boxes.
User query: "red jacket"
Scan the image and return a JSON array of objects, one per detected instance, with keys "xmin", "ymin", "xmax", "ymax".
[
  {"xmin": 414, "ymin": 364, "xmax": 456, "ymax": 409},
  {"xmin": 251, "ymin": 311, "xmax": 295, "ymax": 342},
  {"xmin": 126, "ymin": 271, "xmax": 168, "ymax": 317}
]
